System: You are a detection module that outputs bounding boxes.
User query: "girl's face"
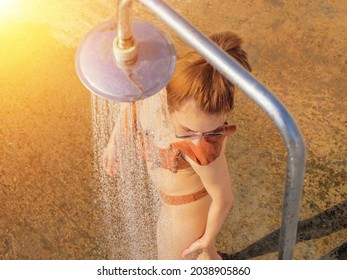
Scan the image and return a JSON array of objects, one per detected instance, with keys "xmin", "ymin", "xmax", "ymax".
[{"xmin": 171, "ymin": 100, "xmax": 227, "ymax": 146}]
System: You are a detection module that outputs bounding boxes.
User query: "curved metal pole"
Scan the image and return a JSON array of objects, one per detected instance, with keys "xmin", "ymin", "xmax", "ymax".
[
  {"xmin": 117, "ymin": 0, "xmax": 134, "ymax": 49},
  {"xmin": 139, "ymin": 0, "xmax": 306, "ymax": 259}
]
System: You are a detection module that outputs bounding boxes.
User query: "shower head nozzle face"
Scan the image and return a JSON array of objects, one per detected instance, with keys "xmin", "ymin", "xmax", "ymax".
[{"xmin": 76, "ymin": 19, "xmax": 176, "ymax": 102}]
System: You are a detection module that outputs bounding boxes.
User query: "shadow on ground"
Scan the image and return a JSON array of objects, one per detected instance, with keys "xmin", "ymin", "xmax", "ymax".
[{"xmin": 220, "ymin": 200, "xmax": 347, "ymax": 260}]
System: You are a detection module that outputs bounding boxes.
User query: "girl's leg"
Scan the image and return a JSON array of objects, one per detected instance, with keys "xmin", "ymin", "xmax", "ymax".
[{"xmin": 157, "ymin": 195, "xmax": 213, "ymax": 260}]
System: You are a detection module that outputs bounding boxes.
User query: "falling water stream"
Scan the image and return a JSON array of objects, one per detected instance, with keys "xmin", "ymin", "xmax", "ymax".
[{"xmin": 91, "ymin": 94, "xmax": 172, "ymax": 259}]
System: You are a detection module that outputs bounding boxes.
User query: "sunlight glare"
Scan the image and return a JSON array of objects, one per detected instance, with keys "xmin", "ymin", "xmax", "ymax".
[
  {"xmin": 0, "ymin": 0, "xmax": 19, "ymax": 15},
  {"xmin": 0, "ymin": 0, "xmax": 11, "ymax": 11}
]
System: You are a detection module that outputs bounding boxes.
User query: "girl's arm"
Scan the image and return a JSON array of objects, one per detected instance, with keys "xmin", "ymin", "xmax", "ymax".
[
  {"xmin": 103, "ymin": 103, "xmax": 132, "ymax": 176},
  {"xmin": 182, "ymin": 139, "xmax": 234, "ymax": 258},
  {"xmin": 103, "ymin": 99, "xmax": 150, "ymax": 177}
]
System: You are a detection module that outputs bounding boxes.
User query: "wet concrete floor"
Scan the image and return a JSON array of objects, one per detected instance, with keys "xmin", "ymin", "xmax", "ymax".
[{"xmin": 0, "ymin": 0, "xmax": 346, "ymax": 259}]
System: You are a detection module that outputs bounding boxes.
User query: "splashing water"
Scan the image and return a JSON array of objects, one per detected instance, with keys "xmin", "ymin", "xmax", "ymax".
[{"xmin": 91, "ymin": 95, "xmax": 162, "ymax": 260}]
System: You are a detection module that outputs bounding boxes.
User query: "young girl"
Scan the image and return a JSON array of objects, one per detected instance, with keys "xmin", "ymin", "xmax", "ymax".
[{"xmin": 103, "ymin": 31, "xmax": 251, "ymax": 260}]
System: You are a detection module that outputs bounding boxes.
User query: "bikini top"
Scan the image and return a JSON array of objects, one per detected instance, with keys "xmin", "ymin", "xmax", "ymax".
[
  {"xmin": 140, "ymin": 122, "xmax": 236, "ymax": 173},
  {"xmin": 126, "ymin": 101, "xmax": 236, "ymax": 173}
]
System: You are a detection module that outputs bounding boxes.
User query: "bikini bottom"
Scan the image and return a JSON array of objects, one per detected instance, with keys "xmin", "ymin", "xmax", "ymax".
[{"xmin": 159, "ymin": 188, "xmax": 208, "ymax": 205}]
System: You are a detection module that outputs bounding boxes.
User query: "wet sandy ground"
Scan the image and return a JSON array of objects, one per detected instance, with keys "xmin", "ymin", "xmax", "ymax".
[{"xmin": 0, "ymin": 0, "xmax": 346, "ymax": 259}]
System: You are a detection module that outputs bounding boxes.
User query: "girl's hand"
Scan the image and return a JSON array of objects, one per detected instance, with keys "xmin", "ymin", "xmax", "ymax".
[
  {"xmin": 196, "ymin": 250, "xmax": 222, "ymax": 260},
  {"xmin": 182, "ymin": 237, "xmax": 221, "ymax": 260},
  {"xmin": 182, "ymin": 238, "xmax": 204, "ymax": 258},
  {"xmin": 102, "ymin": 143, "xmax": 119, "ymax": 177}
]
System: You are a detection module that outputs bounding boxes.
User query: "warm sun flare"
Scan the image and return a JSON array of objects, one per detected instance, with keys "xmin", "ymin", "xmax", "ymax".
[{"xmin": 0, "ymin": 0, "xmax": 16, "ymax": 13}]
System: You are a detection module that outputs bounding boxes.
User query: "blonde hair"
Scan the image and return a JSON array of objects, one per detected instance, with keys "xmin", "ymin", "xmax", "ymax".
[{"xmin": 166, "ymin": 31, "xmax": 252, "ymax": 114}]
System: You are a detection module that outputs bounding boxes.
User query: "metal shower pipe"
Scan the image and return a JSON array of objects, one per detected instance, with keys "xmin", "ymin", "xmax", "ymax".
[
  {"xmin": 118, "ymin": 0, "xmax": 306, "ymax": 259},
  {"xmin": 117, "ymin": 0, "xmax": 134, "ymax": 49}
]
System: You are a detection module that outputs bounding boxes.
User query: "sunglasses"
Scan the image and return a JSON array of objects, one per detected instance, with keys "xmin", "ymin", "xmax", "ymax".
[{"xmin": 174, "ymin": 116, "xmax": 228, "ymax": 139}]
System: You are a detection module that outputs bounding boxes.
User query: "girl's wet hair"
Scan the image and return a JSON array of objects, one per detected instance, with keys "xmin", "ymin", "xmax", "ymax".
[{"xmin": 167, "ymin": 31, "xmax": 252, "ymax": 114}]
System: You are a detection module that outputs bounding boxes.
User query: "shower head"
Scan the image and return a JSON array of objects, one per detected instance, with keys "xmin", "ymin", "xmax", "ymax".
[{"xmin": 75, "ymin": 18, "xmax": 176, "ymax": 102}]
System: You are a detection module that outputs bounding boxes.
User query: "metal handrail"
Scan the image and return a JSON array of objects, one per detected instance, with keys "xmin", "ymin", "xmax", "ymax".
[{"xmin": 135, "ymin": 0, "xmax": 306, "ymax": 259}]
